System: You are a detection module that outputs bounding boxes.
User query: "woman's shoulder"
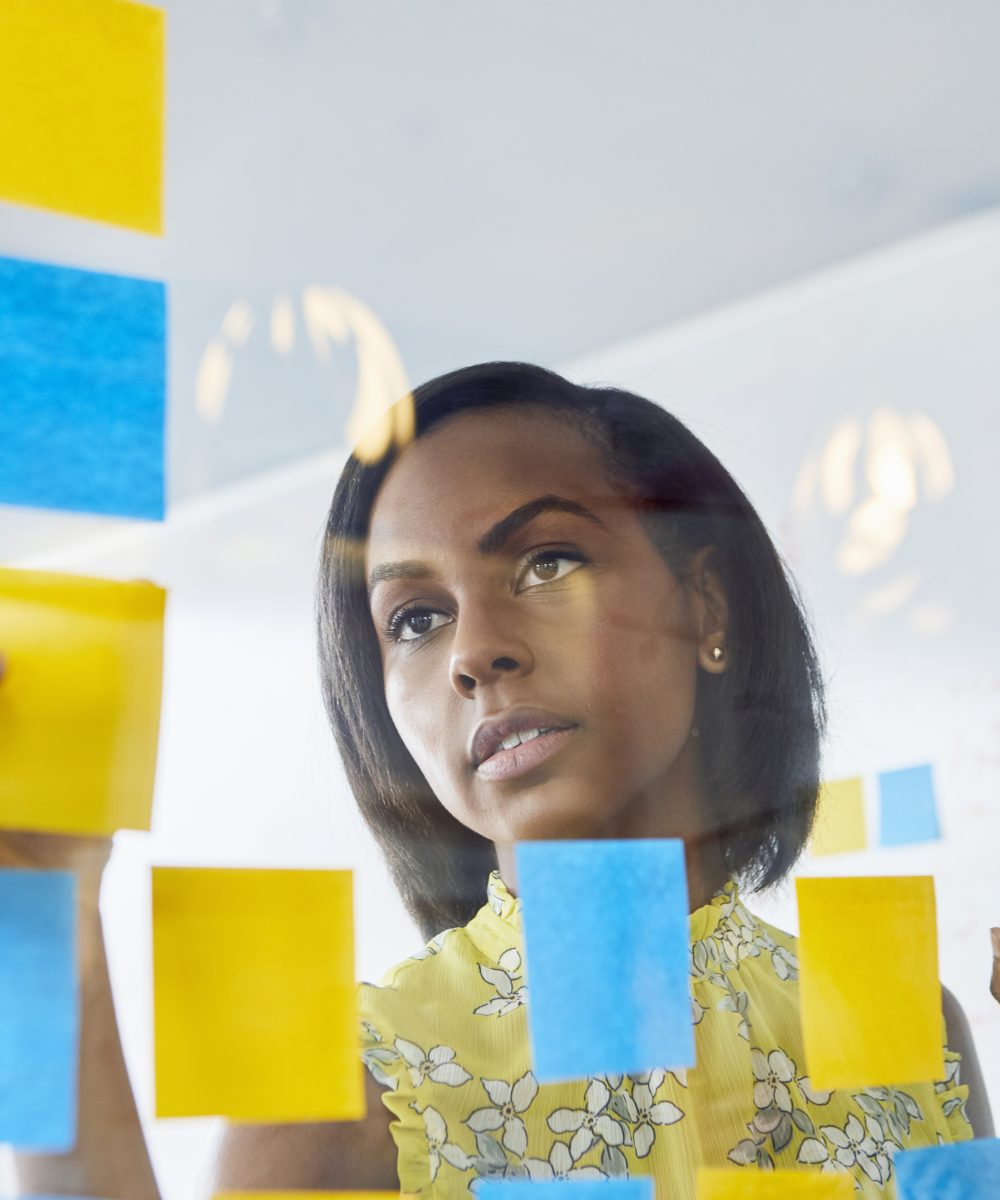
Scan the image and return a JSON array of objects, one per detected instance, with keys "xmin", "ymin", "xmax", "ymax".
[
  {"xmin": 357, "ymin": 918, "xmax": 518, "ymax": 1095},
  {"xmin": 357, "ymin": 920, "xmax": 490, "ymax": 1029},
  {"xmin": 359, "ymin": 874, "xmax": 525, "ymax": 1020},
  {"xmin": 360, "ymin": 925, "xmax": 459, "ymax": 1003}
]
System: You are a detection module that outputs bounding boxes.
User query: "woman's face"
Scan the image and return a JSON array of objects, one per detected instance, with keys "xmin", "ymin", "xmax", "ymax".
[{"xmin": 366, "ymin": 407, "xmax": 728, "ymax": 856}]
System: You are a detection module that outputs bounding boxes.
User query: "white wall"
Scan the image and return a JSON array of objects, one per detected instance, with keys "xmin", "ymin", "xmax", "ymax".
[{"xmin": 10, "ymin": 207, "xmax": 1000, "ymax": 1197}]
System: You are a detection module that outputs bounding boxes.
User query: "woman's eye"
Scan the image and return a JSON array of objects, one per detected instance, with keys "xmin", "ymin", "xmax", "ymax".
[
  {"xmin": 391, "ymin": 609, "xmax": 451, "ymax": 642},
  {"xmin": 520, "ymin": 552, "xmax": 585, "ymax": 589}
]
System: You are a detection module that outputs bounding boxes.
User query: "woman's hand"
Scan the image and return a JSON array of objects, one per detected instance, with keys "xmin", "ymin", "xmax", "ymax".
[{"xmin": 0, "ymin": 827, "xmax": 112, "ymax": 890}]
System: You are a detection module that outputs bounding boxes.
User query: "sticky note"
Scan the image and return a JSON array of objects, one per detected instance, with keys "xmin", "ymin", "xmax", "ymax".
[
  {"xmin": 0, "ymin": 568, "xmax": 164, "ymax": 836},
  {"xmin": 477, "ymin": 1181, "xmax": 653, "ymax": 1200},
  {"xmin": 0, "ymin": 0, "xmax": 163, "ymax": 232},
  {"xmin": 878, "ymin": 764, "xmax": 940, "ymax": 848},
  {"xmin": 0, "ymin": 255, "xmax": 166, "ymax": 520},
  {"xmin": 0, "ymin": 870, "xmax": 78, "ymax": 1150},
  {"xmin": 810, "ymin": 777, "xmax": 866, "ymax": 857},
  {"xmin": 153, "ymin": 867, "xmax": 364, "ymax": 1121},
  {"xmin": 796, "ymin": 876, "xmax": 944, "ymax": 1090},
  {"xmin": 697, "ymin": 1167, "xmax": 854, "ymax": 1197},
  {"xmin": 894, "ymin": 1138, "xmax": 1000, "ymax": 1198},
  {"xmin": 516, "ymin": 839, "xmax": 693, "ymax": 1082}
]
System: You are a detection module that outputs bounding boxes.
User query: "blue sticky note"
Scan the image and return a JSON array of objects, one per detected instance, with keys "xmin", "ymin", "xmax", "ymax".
[
  {"xmin": 0, "ymin": 254, "xmax": 166, "ymax": 520},
  {"xmin": 878, "ymin": 763, "xmax": 941, "ymax": 847},
  {"xmin": 516, "ymin": 839, "xmax": 693, "ymax": 1082},
  {"xmin": 477, "ymin": 1180, "xmax": 653, "ymax": 1200},
  {"xmin": 0, "ymin": 870, "xmax": 79, "ymax": 1151},
  {"xmin": 895, "ymin": 1138, "xmax": 1000, "ymax": 1198}
]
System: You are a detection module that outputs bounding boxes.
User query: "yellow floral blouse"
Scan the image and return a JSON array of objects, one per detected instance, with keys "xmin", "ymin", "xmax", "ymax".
[{"xmin": 358, "ymin": 872, "xmax": 972, "ymax": 1198}]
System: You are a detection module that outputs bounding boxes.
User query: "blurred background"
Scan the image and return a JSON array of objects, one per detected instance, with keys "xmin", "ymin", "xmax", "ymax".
[{"xmin": 2, "ymin": 2, "xmax": 999, "ymax": 1194}]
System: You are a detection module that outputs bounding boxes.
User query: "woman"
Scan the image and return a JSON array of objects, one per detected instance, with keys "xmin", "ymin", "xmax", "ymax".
[
  {"xmin": 222, "ymin": 362, "xmax": 994, "ymax": 1196},
  {"xmin": 2, "ymin": 363, "xmax": 995, "ymax": 1199}
]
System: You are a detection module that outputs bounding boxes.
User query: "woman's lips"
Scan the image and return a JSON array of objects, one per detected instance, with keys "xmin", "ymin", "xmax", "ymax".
[{"xmin": 475, "ymin": 727, "xmax": 577, "ymax": 781}]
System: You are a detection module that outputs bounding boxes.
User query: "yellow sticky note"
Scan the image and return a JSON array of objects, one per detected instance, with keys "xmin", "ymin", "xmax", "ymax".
[
  {"xmin": 0, "ymin": 0, "xmax": 164, "ymax": 233},
  {"xmin": 697, "ymin": 1168, "xmax": 853, "ymax": 1198},
  {"xmin": 153, "ymin": 867, "xmax": 365, "ymax": 1121},
  {"xmin": 796, "ymin": 876, "xmax": 944, "ymax": 1090},
  {"xmin": 810, "ymin": 777, "xmax": 866, "ymax": 857},
  {"xmin": 0, "ymin": 567, "xmax": 164, "ymax": 835}
]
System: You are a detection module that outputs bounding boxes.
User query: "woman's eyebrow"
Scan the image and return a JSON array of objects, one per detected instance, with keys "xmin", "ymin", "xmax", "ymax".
[
  {"xmin": 476, "ymin": 494, "xmax": 606, "ymax": 555},
  {"xmin": 368, "ymin": 496, "xmax": 606, "ymax": 597}
]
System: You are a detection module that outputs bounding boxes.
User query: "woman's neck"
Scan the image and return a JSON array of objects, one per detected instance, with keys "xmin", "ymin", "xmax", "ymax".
[{"xmin": 494, "ymin": 833, "xmax": 729, "ymax": 914}]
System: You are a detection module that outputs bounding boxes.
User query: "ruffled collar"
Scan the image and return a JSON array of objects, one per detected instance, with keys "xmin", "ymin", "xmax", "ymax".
[{"xmin": 483, "ymin": 868, "xmax": 747, "ymax": 944}]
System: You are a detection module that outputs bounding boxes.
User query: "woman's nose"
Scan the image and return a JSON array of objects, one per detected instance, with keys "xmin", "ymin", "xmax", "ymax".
[{"xmin": 449, "ymin": 608, "xmax": 534, "ymax": 698}]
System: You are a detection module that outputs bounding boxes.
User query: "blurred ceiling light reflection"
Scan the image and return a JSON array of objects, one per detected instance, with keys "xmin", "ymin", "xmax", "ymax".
[
  {"xmin": 908, "ymin": 601, "xmax": 953, "ymax": 636},
  {"xmin": 301, "ymin": 286, "xmax": 413, "ymax": 462},
  {"xmin": 820, "ymin": 416, "xmax": 862, "ymax": 514},
  {"xmin": 270, "ymin": 294, "xmax": 295, "ymax": 354},
  {"xmin": 860, "ymin": 570, "xmax": 923, "ymax": 617},
  {"xmin": 793, "ymin": 407, "xmax": 956, "ymax": 577},
  {"xmin": 194, "ymin": 286, "xmax": 413, "ymax": 463},
  {"xmin": 195, "ymin": 299, "xmax": 252, "ymax": 424},
  {"xmin": 221, "ymin": 299, "xmax": 253, "ymax": 345}
]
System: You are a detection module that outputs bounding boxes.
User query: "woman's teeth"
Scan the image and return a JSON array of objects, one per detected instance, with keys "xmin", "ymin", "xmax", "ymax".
[{"xmin": 498, "ymin": 727, "xmax": 554, "ymax": 751}]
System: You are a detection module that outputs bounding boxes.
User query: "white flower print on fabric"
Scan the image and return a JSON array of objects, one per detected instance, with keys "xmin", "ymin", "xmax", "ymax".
[
  {"xmin": 719, "ymin": 917, "xmax": 761, "ymax": 967},
  {"xmin": 717, "ymin": 976, "xmax": 751, "ymax": 1041},
  {"xmin": 613, "ymin": 1074, "xmax": 684, "ymax": 1158},
  {"xmin": 854, "ymin": 1108, "xmax": 897, "ymax": 1183},
  {"xmin": 410, "ymin": 930, "xmax": 451, "ymax": 961},
  {"xmin": 360, "ymin": 1020, "xmax": 401, "ymax": 1090},
  {"xmin": 690, "ymin": 885, "xmax": 799, "ymax": 992},
  {"xmin": 394, "ymin": 1037, "xmax": 472, "ymax": 1089},
  {"xmin": 730, "ymin": 1048, "xmax": 828, "ymax": 1169},
  {"xmin": 468, "ymin": 1132, "xmax": 528, "ymax": 1183},
  {"xmin": 548, "ymin": 1078, "xmax": 627, "ymax": 1162},
  {"xmin": 855, "ymin": 1086, "xmax": 922, "ymax": 1144},
  {"xmin": 466, "ymin": 1071, "xmax": 539, "ymax": 1157},
  {"xmin": 416, "ymin": 1104, "xmax": 472, "ymax": 1182},
  {"xmin": 474, "ymin": 948, "xmax": 526, "ymax": 1017},
  {"xmin": 770, "ymin": 944, "xmax": 798, "ymax": 981},
  {"xmin": 935, "ymin": 1057, "xmax": 962, "ymax": 1094},
  {"xmin": 524, "ymin": 1141, "xmax": 607, "ymax": 1182},
  {"xmin": 752, "ymin": 1048, "xmax": 795, "ymax": 1114},
  {"xmin": 363, "ymin": 1044, "xmax": 402, "ymax": 1090},
  {"xmin": 486, "ymin": 871, "xmax": 517, "ymax": 918},
  {"xmin": 797, "ymin": 1113, "xmax": 887, "ymax": 1184},
  {"xmin": 933, "ymin": 1057, "xmax": 969, "ymax": 1122},
  {"xmin": 797, "ymin": 1075, "xmax": 834, "ymax": 1106}
]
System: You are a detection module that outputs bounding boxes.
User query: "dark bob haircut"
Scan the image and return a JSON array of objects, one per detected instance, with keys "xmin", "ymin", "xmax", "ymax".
[{"xmin": 318, "ymin": 361, "xmax": 826, "ymax": 940}]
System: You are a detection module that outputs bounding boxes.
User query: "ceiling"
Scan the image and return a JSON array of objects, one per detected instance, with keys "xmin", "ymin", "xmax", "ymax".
[{"xmin": 3, "ymin": 0, "xmax": 1000, "ymax": 554}]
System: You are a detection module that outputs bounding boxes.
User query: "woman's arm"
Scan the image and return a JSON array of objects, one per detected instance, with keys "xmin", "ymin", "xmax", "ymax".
[
  {"xmin": 941, "ymin": 983, "xmax": 995, "ymax": 1139},
  {"xmin": 212, "ymin": 1072, "xmax": 399, "ymax": 1190},
  {"xmin": 4, "ymin": 834, "xmax": 161, "ymax": 1200},
  {"xmin": 0, "ymin": 657, "xmax": 160, "ymax": 1196}
]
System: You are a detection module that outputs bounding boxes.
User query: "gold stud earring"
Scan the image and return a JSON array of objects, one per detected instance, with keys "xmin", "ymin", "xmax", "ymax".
[{"xmin": 711, "ymin": 645, "xmax": 725, "ymax": 663}]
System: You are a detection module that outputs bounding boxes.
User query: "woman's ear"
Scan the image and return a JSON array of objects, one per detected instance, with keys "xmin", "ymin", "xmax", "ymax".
[{"xmin": 688, "ymin": 545, "xmax": 729, "ymax": 675}]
